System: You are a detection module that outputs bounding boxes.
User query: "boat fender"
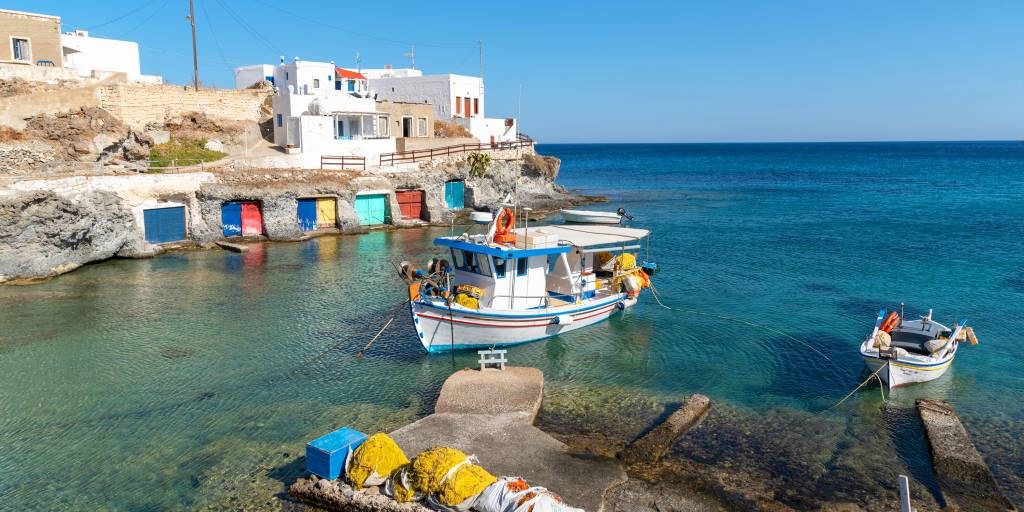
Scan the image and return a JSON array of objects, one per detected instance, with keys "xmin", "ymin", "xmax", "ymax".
[
  {"xmin": 616, "ymin": 302, "xmax": 626, "ymax": 310},
  {"xmin": 554, "ymin": 314, "xmax": 574, "ymax": 325}
]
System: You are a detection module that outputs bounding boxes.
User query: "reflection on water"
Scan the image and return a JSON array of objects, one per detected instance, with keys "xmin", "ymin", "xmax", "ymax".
[{"xmin": 1, "ymin": 142, "xmax": 1023, "ymax": 509}]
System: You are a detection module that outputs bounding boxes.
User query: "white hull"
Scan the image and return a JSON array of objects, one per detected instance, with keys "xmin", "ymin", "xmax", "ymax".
[
  {"xmin": 560, "ymin": 209, "xmax": 621, "ymax": 224},
  {"xmin": 860, "ymin": 344, "xmax": 957, "ymax": 388},
  {"xmin": 410, "ymin": 294, "xmax": 634, "ymax": 352}
]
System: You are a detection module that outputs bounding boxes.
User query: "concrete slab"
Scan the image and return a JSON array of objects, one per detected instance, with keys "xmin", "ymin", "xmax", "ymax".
[
  {"xmin": 215, "ymin": 240, "xmax": 249, "ymax": 253},
  {"xmin": 390, "ymin": 412, "xmax": 626, "ymax": 512},
  {"xmin": 622, "ymin": 394, "xmax": 710, "ymax": 465},
  {"xmin": 916, "ymin": 398, "xmax": 1017, "ymax": 511},
  {"xmin": 434, "ymin": 367, "xmax": 544, "ymax": 421}
]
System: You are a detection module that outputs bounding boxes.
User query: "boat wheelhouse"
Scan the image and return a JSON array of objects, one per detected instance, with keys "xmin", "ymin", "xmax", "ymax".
[{"xmin": 403, "ymin": 220, "xmax": 653, "ymax": 352}]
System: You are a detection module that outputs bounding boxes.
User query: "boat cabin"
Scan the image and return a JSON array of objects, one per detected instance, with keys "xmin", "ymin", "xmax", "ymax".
[{"xmin": 433, "ymin": 224, "xmax": 649, "ymax": 310}]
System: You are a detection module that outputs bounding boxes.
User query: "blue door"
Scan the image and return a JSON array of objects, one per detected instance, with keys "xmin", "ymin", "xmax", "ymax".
[
  {"xmin": 297, "ymin": 198, "xmax": 318, "ymax": 231},
  {"xmin": 444, "ymin": 180, "xmax": 464, "ymax": 209},
  {"xmin": 222, "ymin": 202, "xmax": 242, "ymax": 236},
  {"xmin": 143, "ymin": 206, "xmax": 186, "ymax": 243},
  {"xmin": 354, "ymin": 194, "xmax": 390, "ymax": 225}
]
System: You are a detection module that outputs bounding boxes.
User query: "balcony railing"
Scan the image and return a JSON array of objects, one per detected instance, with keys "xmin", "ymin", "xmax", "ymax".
[
  {"xmin": 378, "ymin": 138, "xmax": 534, "ymax": 166},
  {"xmin": 320, "ymin": 155, "xmax": 366, "ymax": 171}
]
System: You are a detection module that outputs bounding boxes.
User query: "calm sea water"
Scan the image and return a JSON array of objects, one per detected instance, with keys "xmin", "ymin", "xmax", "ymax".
[{"xmin": 1, "ymin": 142, "xmax": 1023, "ymax": 510}]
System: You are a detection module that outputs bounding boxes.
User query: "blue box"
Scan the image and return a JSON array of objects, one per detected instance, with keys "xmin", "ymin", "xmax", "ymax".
[{"xmin": 306, "ymin": 427, "xmax": 367, "ymax": 480}]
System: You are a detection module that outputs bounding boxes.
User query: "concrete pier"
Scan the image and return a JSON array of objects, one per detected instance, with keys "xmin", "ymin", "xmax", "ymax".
[
  {"xmin": 289, "ymin": 366, "xmax": 626, "ymax": 511},
  {"xmin": 214, "ymin": 240, "xmax": 249, "ymax": 253},
  {"xmin": 916, "ymin": 398, "xmax": 1017, "ymax": 511}
]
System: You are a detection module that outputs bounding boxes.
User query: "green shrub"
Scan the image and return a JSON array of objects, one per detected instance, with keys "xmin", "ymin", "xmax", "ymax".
[
  {"xmin": 149, "ymin": 138, "xmax": 226, "ymax": 169},
  {"xmin": 468, "ymin": 152, "xmax": 492, "ymax": 177}
]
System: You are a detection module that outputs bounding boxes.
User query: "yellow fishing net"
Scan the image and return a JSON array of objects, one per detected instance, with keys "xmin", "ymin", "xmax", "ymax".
[
  {"xmin": 437, "ymin": 463, "xmax": 497, "ymax": 506},
  {"xmin": 347, "ymin": 433, "xmax": 409, "ymax": 488},
  {"xmin": 615, "ymin": 253, "xmax": 637, "ymax": 270},
  {"xmin": 389, "ymin": 464, "xmax": 418, "ymax": 502},
  {"xmin": 409, "ymin": 446, "xmax": 467, "ymax": 495},
  {"xmin": 454, "ymin": 293, "xmax": 480, "ymax": 309}
]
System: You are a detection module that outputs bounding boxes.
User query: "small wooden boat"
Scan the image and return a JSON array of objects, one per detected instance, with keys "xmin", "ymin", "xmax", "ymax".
[
  {"xmin": 560, "ymin": 209, "xmax": 622, "ymax": 224},
  {"xmin": 859, "ymin": 308, "xmax": 976, "ymax": 388},
  {"xmin": 400, "ymin": 209, "xmax": 655, "ymax": 352}
]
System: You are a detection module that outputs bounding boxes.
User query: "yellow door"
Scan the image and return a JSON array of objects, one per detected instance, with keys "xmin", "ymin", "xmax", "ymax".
[{"xmin": 316, "ymin": 198, "xmax": 337, "ymax": 228}]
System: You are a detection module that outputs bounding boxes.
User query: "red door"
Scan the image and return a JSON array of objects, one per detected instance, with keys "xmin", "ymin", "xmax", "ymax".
[
  {"xmin": 395, "ymin": 190, "xmax": 424, "ymax": 220},
  {"xmin": 464, "ymin": 97, "xmax": 472, "ymax": 118},
  {"xmin": 240, "ymin": 202, "xmax": 262, "ymax": 236}
]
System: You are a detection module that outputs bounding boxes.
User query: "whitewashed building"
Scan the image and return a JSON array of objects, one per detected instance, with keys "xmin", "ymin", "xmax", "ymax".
[
  {"xmin": 267, "ymin": 59, "xmax": 394, "ymax": 168},
  {"xmin": 234, "ymin": 64, "xmax": 274, "ymax": 89},
  {"xmin": 367, "ymin": 69, "xmax": 517, "ymax": 143},
  {"xmin": 60, "ymin": 30, "xmax": 161, "ymax": 83}
]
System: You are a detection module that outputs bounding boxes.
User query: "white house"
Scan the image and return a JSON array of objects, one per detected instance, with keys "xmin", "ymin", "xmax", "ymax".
[
  {"xmin": 60, "ymin": 29, "xmax": 161, "ymax": 83},
  {"xmin": 234, "ymin": 64, "xmax": 274, "ymax": 88},
  {"xmin": 367, "ymin": 71, "xmax": 516, "ymax": 143},
  {"xmin": 267, "ymin": 59, "xmax": 394, "ymax": 169}
]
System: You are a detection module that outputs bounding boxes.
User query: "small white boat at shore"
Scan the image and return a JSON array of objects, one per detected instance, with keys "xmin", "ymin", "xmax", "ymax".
[
  {"xmin": 859, "ymin": 308, "xmax": 976, "ymax": 388},
  {"xmin": 400, "ymin": 208, "xmax": 655, "ymax": 352},
  {"xmin": 560, "ymin": 209, "xmax": 623, "ymax": 224}
]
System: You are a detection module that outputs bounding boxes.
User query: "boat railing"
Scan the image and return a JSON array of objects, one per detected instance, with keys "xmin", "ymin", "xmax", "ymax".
[{"xmin": 488, "ymin": 294, "xmax": 560, "ymax": 308}]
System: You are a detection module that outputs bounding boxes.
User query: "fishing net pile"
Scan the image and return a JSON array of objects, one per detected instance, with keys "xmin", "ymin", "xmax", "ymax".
[{"xmin": 343, "ymin": 433, "xmax": 583, "ymax": 512}]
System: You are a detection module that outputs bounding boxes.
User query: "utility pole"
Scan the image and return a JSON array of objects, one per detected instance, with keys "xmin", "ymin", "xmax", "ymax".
[
  {"xmin": 187, "ymin": 0, "xmax": 199, "ymax": 91},
  {"xmin": 478, "ymin": 40, "xmax": 484, "ymax": 116}
]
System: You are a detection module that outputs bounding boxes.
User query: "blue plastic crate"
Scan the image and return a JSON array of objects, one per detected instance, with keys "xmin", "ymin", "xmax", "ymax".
[{"xmin": 306, "ymin": 427, "xmax": 366, "ymax": 480}]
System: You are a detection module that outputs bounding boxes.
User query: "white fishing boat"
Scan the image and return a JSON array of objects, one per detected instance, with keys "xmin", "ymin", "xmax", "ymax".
[
  {"xmin": 859, "ymin": 308, "xmax": 977, "ymax": 388},
  {"xmin": 400, "ymin": 208, "xmax": 655, "ymax": 352},
  {"xmin": 560, "ymin": 208, "xmax": 623, "ymax": 224}
]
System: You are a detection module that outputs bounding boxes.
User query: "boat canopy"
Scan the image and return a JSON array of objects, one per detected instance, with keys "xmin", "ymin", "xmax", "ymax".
[{"xmin": 535, "ymin": 225, "xmax": 649, "ymax": 252}]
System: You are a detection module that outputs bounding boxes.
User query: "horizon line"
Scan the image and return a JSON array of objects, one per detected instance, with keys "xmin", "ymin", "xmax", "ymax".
[{"xmin": 533, "ymin": 139, "xmax": 1022, "ymax": 145}]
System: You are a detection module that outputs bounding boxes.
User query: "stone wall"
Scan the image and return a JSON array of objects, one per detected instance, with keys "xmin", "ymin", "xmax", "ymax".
[
  {"xmin": 98, "ymin": 84, "xmax": 271, "ymax": 128},
  {"xmin": 0, "ymin": 84, "xmax": 102, "ymax": 129}
]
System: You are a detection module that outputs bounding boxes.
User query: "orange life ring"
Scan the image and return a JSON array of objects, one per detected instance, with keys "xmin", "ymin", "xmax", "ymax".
[
  {"xmin": 493, "ymin": 207, "xmax": 517, "ymax": 244},
  {"xmin": 880, "ymin": 311, "xmax": 900, "ymax": 333}
]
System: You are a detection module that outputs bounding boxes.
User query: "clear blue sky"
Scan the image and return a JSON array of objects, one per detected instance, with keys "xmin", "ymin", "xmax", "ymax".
[{"xmin": 21, "ymin": 1, "xmax": 1024, "ymax": 143}]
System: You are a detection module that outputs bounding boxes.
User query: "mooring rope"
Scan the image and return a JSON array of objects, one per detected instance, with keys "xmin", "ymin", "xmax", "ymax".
[{"xmin": 825, "ymin": 361, "xmax": 888, "ymax": 411}]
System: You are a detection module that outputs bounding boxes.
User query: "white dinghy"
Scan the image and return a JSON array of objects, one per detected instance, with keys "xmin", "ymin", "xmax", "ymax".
[
  {"xmin": 560, "ymin": 209, "xmax": 624, "ymax": 224},
  {"xmin": 399, "ymin": 208, "xmax": 656, "ymax": 352},
  {"xmin": 859, "ymin": 308, "xmax": 977, "ymax": 388}
]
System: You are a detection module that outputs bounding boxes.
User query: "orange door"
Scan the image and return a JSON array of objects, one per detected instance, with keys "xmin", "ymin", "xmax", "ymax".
[{"xmin": 464, "ymin": 97, "xmax": 472, "ymax": 118}]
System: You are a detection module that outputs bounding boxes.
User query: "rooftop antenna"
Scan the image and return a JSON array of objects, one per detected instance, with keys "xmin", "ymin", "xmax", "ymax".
[
  {"xmin": 404, "ymin": 46, "xmax": 415, "ymax": 69},
  {"xmin": 354, "ymin": 51, "xmax": 361, "ymax": 72}
]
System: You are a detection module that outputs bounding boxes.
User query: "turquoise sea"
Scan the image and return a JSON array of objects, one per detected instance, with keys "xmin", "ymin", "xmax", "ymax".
[{"xmin": 1, "ymin": 142, "xmax": 1022, "ymax": 510}]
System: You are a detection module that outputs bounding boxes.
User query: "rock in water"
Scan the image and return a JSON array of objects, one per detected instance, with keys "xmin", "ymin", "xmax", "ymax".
[
  {"xmin": 0, "ymin": 190, "xmax": 148, "ymax": 283},
  {"xmin": 916, "ymin": 398, "xmax": 1017, "ymax": 511}
]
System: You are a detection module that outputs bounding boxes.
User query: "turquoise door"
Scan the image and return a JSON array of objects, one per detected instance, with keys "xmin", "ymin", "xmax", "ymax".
[
  {"xmin": 444, "ymin": 180, "xmax": 464, "ymax": 209},
  {"xmin": 354, "ymin": 194, "xmax": 390, "ymax": 225}
]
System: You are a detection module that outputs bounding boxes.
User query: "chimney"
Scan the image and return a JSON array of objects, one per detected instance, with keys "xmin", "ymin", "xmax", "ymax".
[{"xmin": 385, "ymin": 64, "xmax": 392, "ymax": 70}]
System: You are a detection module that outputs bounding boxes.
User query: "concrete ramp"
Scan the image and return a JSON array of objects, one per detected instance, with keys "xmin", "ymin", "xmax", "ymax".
[{"xmin": 389, "ymin": 367, "xmax": 626, "ymax": 512}]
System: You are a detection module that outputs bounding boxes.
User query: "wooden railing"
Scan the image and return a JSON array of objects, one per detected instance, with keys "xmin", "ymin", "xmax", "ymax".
[
  {"xmin": 320, "ymin": 155, "xmax": 366, "ymax": 171},
  {"xmin": 379, "ymin": 138, "xmax": 534, "ymax": 166}
]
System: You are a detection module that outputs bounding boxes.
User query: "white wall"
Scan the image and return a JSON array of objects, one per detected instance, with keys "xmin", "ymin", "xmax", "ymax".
[
  {"xmin": 368, "ymin": 74, "xmax": 483, "ymax": 121},
  {"xmin": 61, "ymin": 32, "xmax": 144, "ymax": 80},
  {"xmin": 274, "ymin": 60, "xmax": 336, "ymax": 96},
  {"xmin": 456, "ymin": 116, "xmax": 517, "ymax": 142},
  {"xmin": 234, "ymin": 64, "xmax": 273, "ymax": 89}
]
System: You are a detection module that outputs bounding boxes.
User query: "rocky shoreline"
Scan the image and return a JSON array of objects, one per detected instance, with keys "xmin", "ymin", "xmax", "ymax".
[{"xmin": 0, "ymin": 150, "xmax": 596, "ymax": 284}]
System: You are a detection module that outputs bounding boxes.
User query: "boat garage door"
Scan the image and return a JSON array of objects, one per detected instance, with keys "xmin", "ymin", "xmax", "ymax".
[
  {"xmin": 297, "ymin": 198, "xmax": 317, "ymax": 231},
  {"xmin": 316, "ymin": 197, "xmax": 337, "ymax": 228},
  {"xmin": 143, "ymin": 206, "xmax": 186, "ymax": 243},
  {"xmin": 354, "ymin": 194, "xmax": 390, "ymax": 225},
  {"xmin": 444, "ymin": 180, "xmax": 464, "ymax": 209},
  {"xmin": 222, "ymin": 202, "xmax": 242, "ymax": 236},
  {"xmin": 395, "ymin": 189, "xmax": 424, "ymax": 220},
  {"xmin": 241, "ymin": 202, "xmax": 263, "ymax": 236}
]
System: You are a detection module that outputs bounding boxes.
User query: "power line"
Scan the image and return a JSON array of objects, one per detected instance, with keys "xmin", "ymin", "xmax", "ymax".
[
  {"xmin": 246, "ymin": 0, "xmax": 475, "ymax": 50},
  {"xmin": 213, "ymin": 0, "xmax": 281, "ymax": 54},
  {"xmin": 86, "ymin": 0, "xmax": 162, "ymax": 30},
  {"xmin": 200, "ymin": 0, "xmax": 230, "ymax": 69},
  {"xmin": 118, "ymin": 0, "xmax": 172, "ymax": 38}
]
